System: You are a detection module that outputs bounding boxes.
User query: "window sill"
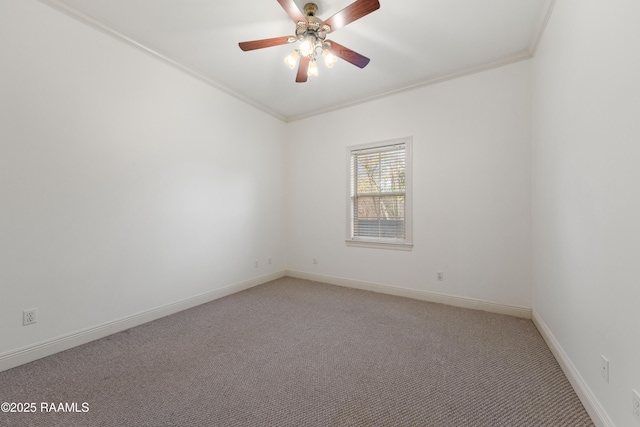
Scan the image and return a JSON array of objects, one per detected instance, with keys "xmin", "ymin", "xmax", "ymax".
[{"xmin": 345, "ymin": 240, "xmax": 413, "ymax": 251}]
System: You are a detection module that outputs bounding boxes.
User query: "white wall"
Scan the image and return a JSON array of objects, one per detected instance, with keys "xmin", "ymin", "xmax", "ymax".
[
  {"xmin": 0, "ymin": 0, "xmax": 286, "ymax": 356},
  {"xmin": 8, "ymin": 4, "xmax": 636, "ymax": 424},
  {"xmin": 286, "ymin": 60, "xmax": 532, "ymax": 308},
  {"xmin": 531, "ymin": 0, "xmax": 640, "ymax": 425}
]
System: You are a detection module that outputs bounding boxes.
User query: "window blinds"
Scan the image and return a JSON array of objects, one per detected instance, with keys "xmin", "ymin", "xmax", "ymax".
[{"xmin": 350, "ymin": 143, "xmax": 406, "ymax": 240}]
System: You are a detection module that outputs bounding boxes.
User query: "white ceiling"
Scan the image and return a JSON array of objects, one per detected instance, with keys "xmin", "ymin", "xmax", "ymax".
[{"xmin": 42, "ymin": 0, "xmax": 554, "ymax": 121}]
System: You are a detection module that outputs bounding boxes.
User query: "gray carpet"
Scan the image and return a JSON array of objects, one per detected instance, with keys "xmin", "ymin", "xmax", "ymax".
[{"xmin": 0, "ymin": 277, "xmax": 593, "ymax": 426}]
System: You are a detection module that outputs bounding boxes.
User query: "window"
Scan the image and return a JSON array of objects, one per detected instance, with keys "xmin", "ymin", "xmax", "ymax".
[{"xmin": 346, "ymin": 138, "xmax": 412, "ymax": 250}]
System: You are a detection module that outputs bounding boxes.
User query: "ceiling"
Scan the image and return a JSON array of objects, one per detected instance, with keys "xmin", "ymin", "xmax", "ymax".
[{"xmin": 41, "ymin": 0, "xmax": 554, "ymax": 121}]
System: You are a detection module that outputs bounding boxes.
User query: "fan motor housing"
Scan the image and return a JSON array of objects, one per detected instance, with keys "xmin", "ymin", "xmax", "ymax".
[{"xmin": 303, "ymin": 3, "xmax": 318, "ymax": 16}]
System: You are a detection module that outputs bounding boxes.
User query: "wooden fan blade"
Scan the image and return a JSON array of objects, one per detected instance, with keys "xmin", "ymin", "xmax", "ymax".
[
  {"xmin": 239, "ymin": 36, "xmax": 293, "ymax": 51},
  {"xmin": 277, "ymin": 0, "xmax": 307, "ymax": 24},
  {"xmin": 327, "ymin": 40, "xmax": 370, "ymax": 68},
  {"xmin": 296, "ymin": 56, "xmax": 310, "ymax": 83},
  {"xmin": 321, "ymin": 0, "xmax": 380, "ymax": 33}
]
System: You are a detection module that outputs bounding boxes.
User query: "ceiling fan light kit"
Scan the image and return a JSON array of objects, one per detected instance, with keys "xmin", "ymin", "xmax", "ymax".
[{"xmin": 239, "ymin": 0, "xmax": 380, "ymax": 83}]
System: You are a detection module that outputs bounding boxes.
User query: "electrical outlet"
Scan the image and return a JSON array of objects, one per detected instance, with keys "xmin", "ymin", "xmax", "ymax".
[
  {"xmin": 632, "ymin": 389, "xmax": 640, "ymax": 423},
  {"xmin": 268, "ymin": 257, "xmax": 272, "ymax": 265},
  {"xmin": 23, "ymin": 308, "xmax": 37, "ymax": 326},
  {"xmin": 313, "ymin": 257, "xmax": 317, "ymax": 265},
  {"xmin": 600, "ymin": 355, "xmax": 609, "ymax": 383},
  {"xmin": 254, "ymin": 260, "xmax": 259, "ymax": 268},
  {"xmin": 437, "ymin": 271, "xmax": 444, "ymax": 281}
]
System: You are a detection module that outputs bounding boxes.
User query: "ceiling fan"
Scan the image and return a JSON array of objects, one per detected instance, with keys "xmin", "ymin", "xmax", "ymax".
[{"xmin": 239, "ymin": 0, "xmax": 380, "ymax": 83}]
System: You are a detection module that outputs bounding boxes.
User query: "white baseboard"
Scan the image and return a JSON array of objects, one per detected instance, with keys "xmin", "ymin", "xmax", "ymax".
[
  {"xmin": 285, "ymin": 270, "xmax": 532, "ymax": 319},
  {"xmin": 532, "ymin": 310, "xmax": 614, "ymax": 427},
  {"xmin": 0, "ymin": 270, "xmax": 285, "ymax": 373}
]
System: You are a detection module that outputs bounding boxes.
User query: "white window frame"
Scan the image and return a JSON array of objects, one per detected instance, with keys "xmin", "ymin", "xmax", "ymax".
[{"xmin": 346, "ymin": 137, "xmax": 413, "ymax": 250}]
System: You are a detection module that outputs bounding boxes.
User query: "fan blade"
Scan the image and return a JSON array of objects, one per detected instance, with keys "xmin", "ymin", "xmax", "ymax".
[
  {"xmin": 239, "ymin": 36, "xmax": 293, "ymax": 51},
  {"xmin": 296, "ymin": 55, "xmax": 310, "ymax": 83},
  {"xmin": 277, "ymin": 0, "xmax": 307, "ymax": 24},
  {"xmin": 327, "ymin": 40, "xmax": 370, "ymax": 68},
  {"xmin": 321, "ymin": 0, "xmax": 380, "ymax": 33}
]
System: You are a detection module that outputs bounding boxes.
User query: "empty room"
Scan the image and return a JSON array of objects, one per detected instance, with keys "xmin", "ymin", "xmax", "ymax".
[{"xmin": 1, "ymin": 0, "xmax": 638, "ymax": 425}]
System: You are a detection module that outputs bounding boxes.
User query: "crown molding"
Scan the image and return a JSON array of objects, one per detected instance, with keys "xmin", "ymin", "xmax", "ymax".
[
  {"xmin": 36, "ymin": 0, "xmax": 288, "ymax": 122},
  {"xmin": 37, "ymin": 0, "xmax": 554, "ymax": 123},
  {"xmin": 528, "ymin": 0, "xmax": 557, "ymax": 56},
  {"xmin": 285, "ymin": 49, "xmax": 533, "ymax": 122}
]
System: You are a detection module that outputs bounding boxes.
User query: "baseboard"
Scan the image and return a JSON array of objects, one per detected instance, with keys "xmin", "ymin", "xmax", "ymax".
[
  {"xmin": 285, "ymin": 270, "xmax": 532, "ymax": 319},
  {"xmin": 532, "ymin": 310, "xmax": 615, "ymax": 427},
  {"xmin": 0, "ymin": 270, "xmax": 286, "ymax": 373}
]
